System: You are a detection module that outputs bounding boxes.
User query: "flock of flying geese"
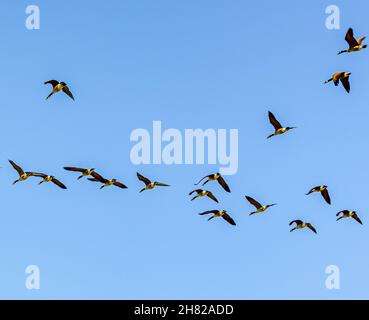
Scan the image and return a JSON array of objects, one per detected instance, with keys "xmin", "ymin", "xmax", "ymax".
[
  {"xmin": 194, "ymin": 27, "xmax": 366, "ymax": 232},
  {"xmin": 10, "ymin": 27, "xmax": 364, "ymax": 234}
]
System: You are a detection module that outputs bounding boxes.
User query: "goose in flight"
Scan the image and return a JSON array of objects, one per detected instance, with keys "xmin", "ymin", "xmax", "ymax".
[
  {"xmin": 199, "ymin": 210, "xmax": 236, "ymax": 226},
  {"xmin": 325, "ymin": 72, "xmax": 351, "ymax": 93},
  {"xmin": 336, "ymin": 210, "xmax": 363, "ymax": 225},
  {"xmin": 289, "ymin": 220, "xmax": 317, "ymax": 234},
  {"xmin": 64, "ymin": 167, "xmax": 96, "ymax": 180},
  {"xmin": 189, "ymin": 189, "xmax": 219, "ymax": 203},
  {"xmin": 44, "ymin": 80, "xmax": 74, "ymax": 100},
  {"xmin": 136, "ymin": 172, "xmax": 170, "ymax": 193},
  {"xmin": 88, "ymin": 171, "xmax": 127, "ymax": 189},
  {"xmin": 306, "ymin": 185, "xmax": 331, "ymax": 205},
  {"xmin": 9, "ymin": 160, "xmax": 42, "ymax": 185},
  {"xmin": 267, "ymin": 111, "xmax": 296, "ymax": 139},
  {"xmin": 195, "ymin": 173, "xmax": 231, "ymax": 193},
  {"xmin": 338, "ymin": 28, "xmax": 366, "ymax": 55},
  {"xmin": 245, "ymin": 195, "xmax": 277, "ymax": 215}
]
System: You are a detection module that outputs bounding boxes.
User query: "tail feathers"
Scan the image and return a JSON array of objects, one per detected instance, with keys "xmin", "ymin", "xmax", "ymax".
[{"xmin": 363, "ymin": 45, "xmax": 367, "ymax": 49}]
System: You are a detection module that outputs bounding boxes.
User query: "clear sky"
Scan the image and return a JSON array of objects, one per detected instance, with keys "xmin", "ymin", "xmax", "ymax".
[{"xmin": 0, "ymin": 0, "xmax": 368, "ymax": 299}]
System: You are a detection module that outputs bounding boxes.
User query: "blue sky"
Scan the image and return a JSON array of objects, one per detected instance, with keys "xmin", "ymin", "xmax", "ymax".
[{"xmin": 0, "ymin": 0, "xmax": 368, "ymax": 299}]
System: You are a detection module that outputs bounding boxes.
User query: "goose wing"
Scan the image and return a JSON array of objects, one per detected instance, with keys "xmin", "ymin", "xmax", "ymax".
[
  {"xmin": 51, "ymin": 177, "xmax": 67, "ymax": 189},
  {"xmin": 222, "ymin": 213, "xmax": 236, "ymax": 225},
  {"xmin": 345, "ymin": 28, "xmax": 359, "ymax": 47},
  {"xmin": 44, "ymin": 80, "xmax": 59, "ymax": 88},
  {"xmin": 62, "ymin": 86, "xmax": 75, "ymax": 100},
  {"xmin": 268, "ymin": 111, "xmax": 282, "ymax": 130},
  {"xmin": 64, "ymin": 167, "xmax": 86, "ymax": 173},
  {"xmin": 9, "ymin": 160, "xmax": 24, "ymax": 176},
  {"xmin": 217, "ymin": 175, "xmax": 230, "ymax": 193},
  {"xmin": 321, "ymin": 188, "xmax": 331, "ymax": 205},
  {"xmin": 245, "ymin": 196, "xmax": 262, "ymax": 209},
  {"xmin": 136, "ymin": 172, "xmax": 151, "ymax": 185},
  {"xmin": 113, "ymin": 181, "xmax": 128, "ymax": 189}
]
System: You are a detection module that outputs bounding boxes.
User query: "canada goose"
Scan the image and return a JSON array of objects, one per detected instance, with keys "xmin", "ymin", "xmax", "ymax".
[
  {"xmin": 199, "ymin": 210, "xmax": 236, "ymax": 225},
  {"xmin": 44, "ymin": 80, "xmax": 74, "ymax": 100},
  {"xmin": 336, "ymin": 210, "xmax": 363, "ymax": 225},
  {"xmin": 289, "ymin": 220, "xmax": 317, "ymax": 234},
  {"xmin": 195, "ymin": 173, "xmax": 230, "ymax": 193},
  {"xmin": 324, "ymin": 72, "xmax": 351, "ymax": 93},
  {"xmin": 136, "ymin": 172, "xmax": 170, "ymax": 192},
  {"xmin": 189, "ymin": 189, "xmax": 218, "ymax": 203},
  {"xmin": 338, "ymin": 28, "xmax": 366, "ymax": 55},
  {"xmin": 306, "ymin": 185, "xmax": 331, "ymax": 205},
  {"xmin": 267, "ymin": 111, "xmax": 296, "ymax": 139},
  {"xmin": 88, "ymin": 171, "xmax": 127, "ymax": 189},
  {"xmin": 9, "ymin": 160, "xmax": 41, "ymax": 184},
  {"xmin": 33, "ymin": 173, "xmax": 67, "ymax": 189},
  {"xmin": 64, "ymin": 167, "xmax": 95, "ymax": 180},
  {"xmin": 245, "ymin": 195, "xmax": 276, "ymax": 215}
]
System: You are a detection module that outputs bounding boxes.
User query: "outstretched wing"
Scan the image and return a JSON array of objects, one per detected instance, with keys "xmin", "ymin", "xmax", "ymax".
[
  {"xmin": 44, "ymin": 80, "xmax": 59, "ymax": 88},
  {"xmin": 352, "ymin": 213, "xmax": 363, "ymax": 225},
  {"xmin": 345, "ymin": 28, "xmax": 359, "ymax": 47},
  {"xmin": 222, "ymin": 213, "xmax": 236, "ymax": 226},
  {"xmin": 289, "ymin": 220, "xmax": 303, "ymax": 226},
  {"xmin": 189, "ymin": 189, "xmax": 201, "ymax": 195},
  {"xmin": 207, "ymin": 192, "xmax": 219, "ymax": 203},
  {"xmin": 90, "ymin": 171, "xmax": 107, "ymax": 183},
  {"xmin": 51, "ymin": 178, "xmax": 67, "ymax": 189},
  {"xmin": 9, "ymin": 160, "xmax": 24, "ymax": 176},
  {"xmin": 321, "ymin": 189, "xmax": 331, "ymax": 205},
  {"xmin": 340, "ymin": 77, "xmax": 350, "ymax": 93},
  {"xmin": 217, "ymin": 175, "xmax": 230, "ymax": 193},
  {"xmin": 27, "ymin": 172, "xmax": 47, "ymax": 178},
  {"xmin": 113, "ymin": 181, "xmax": 128, "ymax": 189},
  {"xmin": 64, "ymin": 167, "xmax": 86, "ymax": 173},
  {"xmin": 307, "ymin": 224, "xmax": 317, "ymax": 234},
  {"xmin": 245, "ymin": 196, "xmax": 262, "ymax": 209},
  {"xmin": 136, "ymin": 172, "xmax": 151, "ymax": 185},
  {"xmin": 63, "ymin": 86, "xmax": 75, "ymax": 100},
  {"xmin": 199, "ymin": 210, "xmax": 219, "ymax": 215},
  {"xmin": 268, "ymin": 111, "xmax": 282, "ymax": 130},
  {"xmin": 154, "ymin": 182, "xmax": 170, "ymax": 187}
]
